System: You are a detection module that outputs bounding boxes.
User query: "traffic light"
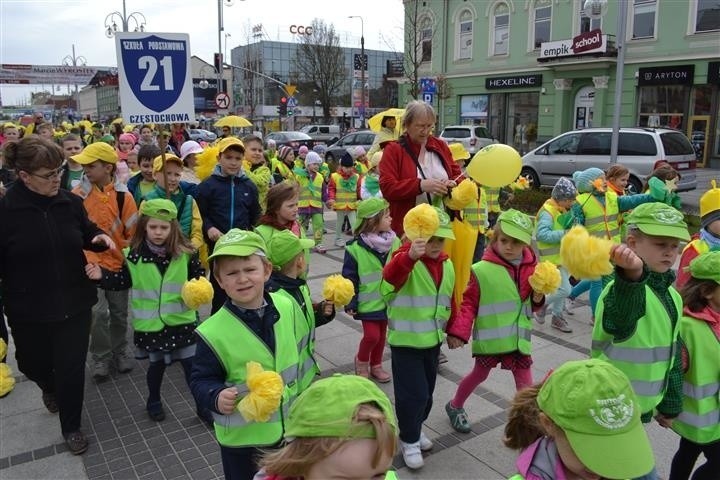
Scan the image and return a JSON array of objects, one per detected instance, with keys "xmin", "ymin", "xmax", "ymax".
[{"xmin": 278, "ymin": 96, "xmax": 288, "ymax": 116}]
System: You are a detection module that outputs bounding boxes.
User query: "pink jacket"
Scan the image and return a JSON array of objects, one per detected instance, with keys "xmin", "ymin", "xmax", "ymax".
[
  {"xmin": 446, "ymin": 245, "xmax": 542, "ymax": 342},
  {"xmin": 515, "ymin": 437, "xmax": 567, "ymax": 480}
]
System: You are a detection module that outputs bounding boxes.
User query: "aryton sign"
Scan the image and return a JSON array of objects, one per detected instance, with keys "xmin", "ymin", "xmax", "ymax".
[{"xmin": 539, "ymin": 29, "xmax": 608, "ymax": 60}]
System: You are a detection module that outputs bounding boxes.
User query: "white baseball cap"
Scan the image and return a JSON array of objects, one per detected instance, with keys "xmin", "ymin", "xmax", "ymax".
[{"xmin": 179, "ymin": 140, "xmax": 204, "ymax": 161}]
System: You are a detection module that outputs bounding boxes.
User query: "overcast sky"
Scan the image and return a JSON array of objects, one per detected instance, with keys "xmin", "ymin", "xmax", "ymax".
[{"xmin": 0, "ymin": 0, "xmax": 405, "ymax": 105}]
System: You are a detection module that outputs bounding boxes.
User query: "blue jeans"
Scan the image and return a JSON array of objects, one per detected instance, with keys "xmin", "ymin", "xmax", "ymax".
[
  {"xmin": 569, "ymin": 279, "xmax": 602, "ymax": 317},
  {"xmin": 545, "ymin": 267, "xmax": 571, "ymax": 317}
]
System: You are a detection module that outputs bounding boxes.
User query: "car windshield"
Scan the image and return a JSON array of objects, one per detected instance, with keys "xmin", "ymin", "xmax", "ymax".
[{"xmin": 660, "ymin": 132, "xmax": 694, "ymax": 155}]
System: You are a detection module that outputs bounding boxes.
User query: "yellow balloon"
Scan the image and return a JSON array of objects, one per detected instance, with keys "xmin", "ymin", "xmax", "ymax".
[{"xmin": 465, "ymin": 144, "xmax": 522, "ymax": 187}]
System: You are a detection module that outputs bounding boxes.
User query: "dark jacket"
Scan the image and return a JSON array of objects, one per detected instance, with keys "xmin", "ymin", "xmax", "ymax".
[
  {"xmin": 196, "ymin": 166, "xmax": 261, "ymax": 246},
  {"xmin": 0, "ymin": 181, "xmax": 107, "ymax": 324},
  {"xmin": 266, "ymin": 272, "xmax": 335, "ymax": 328}
]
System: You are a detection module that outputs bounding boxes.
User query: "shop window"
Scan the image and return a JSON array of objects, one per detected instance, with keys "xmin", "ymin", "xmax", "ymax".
[
  {"xmin": 695, "ymin": 0, "xmax": 720, "ymax": 33},
  {"xmin": 638, "ymin": 85, "xmax": 689, "ymax": 128},
  {"xmin": 455, "ymin": 10, "xmax": 474, "ymax": 60},
  {"xmin": 632, "ymin": 0, "xmax": 656, "ymax": 39},
  {"xmin": 579, "ymin": 1, "xmax": 601, "ymax": 33},
  {"xmin": 533, "ymin": 1, "xmax": 552, "ymax": 49},
  {"xmin": 492, "ymin": 3, "xmax": 510, "ymax": 56}
]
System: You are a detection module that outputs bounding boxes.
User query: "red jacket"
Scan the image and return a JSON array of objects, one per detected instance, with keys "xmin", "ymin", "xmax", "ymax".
[
  {"xmin": 676, "ymin": 233, "xmax": 703, "ymax": 288},
  {"xmin": 445, "ymin": 244, "xmax": 542, "ymax": 343},
  {"xmin": 379, "ymin": 134, "xmax": 463, "ymax": 236},
  {"xmin": 383, "ymin": 242, "xmax": 458, "ymax": 320}
]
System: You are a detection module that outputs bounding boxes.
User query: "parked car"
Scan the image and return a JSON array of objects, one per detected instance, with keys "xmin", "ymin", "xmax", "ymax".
[
  {"xmin": 188, "ymin": 128, "xmax": 217, "ymax": 143},
  {"xmin": 264, "ymin": 131, "xmax": 314, "ymax": 153},
  {"xmin": 299, "ymin": 124, "xmax": 341, "ymax": 145},
  {"xmin": 325, "ymin": 130, "xmax": 377, "ymax": 164},
  {"xmin": 439, "ymin": 125, "xmax": 496, "ymax": 155},
  {"xmin": 521, "ymin": 127, "xmax": 697, "ymax": 193}
]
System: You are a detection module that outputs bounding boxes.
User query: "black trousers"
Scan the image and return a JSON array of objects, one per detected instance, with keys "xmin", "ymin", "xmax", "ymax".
[
  {"xmin": 10, "ymin": 311, "xmax": 91, "ymax": 435},
  {"xmin": 391, "ymin": 344, "xmax": 440, "ymax": 444},
  {"xmin": 0, "ymin": 298, "xmax": 8, "ymax": 363},
  {"xmin": 670, "ymin": 437, "xmax": 720, "ymax": 480}
]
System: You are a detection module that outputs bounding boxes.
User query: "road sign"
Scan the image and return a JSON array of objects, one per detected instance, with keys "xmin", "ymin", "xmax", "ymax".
[
  {"xmin": 285, "ymin": 84, "xmax": 297, "ymax": 96},
  {"xmin": 422, "ymin": 92, "xmax": 434, "ymax": 104},
  {"xmin": 214, "ymin": 92, "xmax": 230, "ymax": 109},
  {"xmin": 116, "ymin": 32, "xmax": 194, "ymax": 125},
  {"xmin": 420, "ymin": 77, "xmax": 437, "ymax": 93},
  {"xmin": 287, "ymin": 96, "xmax": 298, "ymax": 108}
]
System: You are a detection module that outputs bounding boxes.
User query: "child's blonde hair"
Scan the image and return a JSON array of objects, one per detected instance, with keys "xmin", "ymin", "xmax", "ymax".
[
  {"xmin": 259, "ymin": 403, "xmax": 396, "ymax": 476},
  {"xmin": 605, "ymin": 164, "xmax": 629, "ymax": 182},
  {"xmin": 353, "ymin": 207, "xmax": 389, "ymax": 236},
  {"xmin": 503, "ymin": 383, "xmax": 546, "ymax": 450}
]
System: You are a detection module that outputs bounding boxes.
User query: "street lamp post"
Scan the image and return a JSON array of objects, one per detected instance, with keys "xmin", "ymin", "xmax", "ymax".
[
  {"xmin": 104, "ymin": 0, "xmax": 147, "ymax": 37},
  {"xmin": 348, "ymin": 16, "xmax": 365, "ymax": 129},
  {"xmin": 62, "ymin": 44, "xmax": 87, "ymax": 114},
  {"xmin": 584, "ymin": 0, "xmax": 626, "ymax": 164}
]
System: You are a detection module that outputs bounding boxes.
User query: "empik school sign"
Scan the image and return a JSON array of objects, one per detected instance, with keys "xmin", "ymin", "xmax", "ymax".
[{"xmin": 539, "ymin": 30, "xmax": 608, "ymax": 60}]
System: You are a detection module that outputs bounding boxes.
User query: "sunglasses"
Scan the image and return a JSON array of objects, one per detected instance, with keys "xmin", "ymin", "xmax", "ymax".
[{"xmin": 27, "ymin": 167, "xmax": 63, "ymax": 180}]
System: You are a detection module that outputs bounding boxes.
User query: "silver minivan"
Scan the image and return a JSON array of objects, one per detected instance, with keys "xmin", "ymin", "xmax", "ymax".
[{"xmin": 521, "ymin": 128, "xmax": 697, "ymax": 193}]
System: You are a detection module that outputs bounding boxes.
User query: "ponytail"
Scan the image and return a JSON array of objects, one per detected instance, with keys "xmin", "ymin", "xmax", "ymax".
[{"xmin": 503, "ymin": 383, "xmax": 546, "ymax": 450}]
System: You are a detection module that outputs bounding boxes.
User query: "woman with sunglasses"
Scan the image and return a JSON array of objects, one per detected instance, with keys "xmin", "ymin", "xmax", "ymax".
[{"xmin": 0, "ymin": 136, "xmax": 114, "ymax": 455}]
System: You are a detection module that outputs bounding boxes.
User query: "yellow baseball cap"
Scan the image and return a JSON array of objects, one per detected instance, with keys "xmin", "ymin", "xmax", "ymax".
[
  {"xmin": 152, "ymin": 154, "xmax": 183, "ymax": 173},
  {"xmin": 71, "ymin": 142, "xmax": 118, "ymax": 165},
  {"xmin": 217, "ymin": 137, "xmax": 244, "ymax": 154}
]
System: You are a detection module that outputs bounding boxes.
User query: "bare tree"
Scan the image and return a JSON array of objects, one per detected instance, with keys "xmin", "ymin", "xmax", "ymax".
[
  {"xmin": 233, "ymin": 22, "xmax": 263, "ymax": 121},
  {"xmin": 435, "ymin": 74, "xmax": 452, "ymax": 101},
  {"xmin": 294, "ymin": 19, "xmax": 346, "ymax": 122},
  {"xmin": 401, "ymin": 0, "xmax": 435, "ymax": 101}
]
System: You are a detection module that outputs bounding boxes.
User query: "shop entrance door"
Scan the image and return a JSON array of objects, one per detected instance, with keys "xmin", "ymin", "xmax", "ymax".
[
  {"xmin": 687, "ymin": 115, "xmax": 710, "ymax": 167},
  {"xmin": 574, "ymin": 86, "xmax": 595, "ymax": 129}
]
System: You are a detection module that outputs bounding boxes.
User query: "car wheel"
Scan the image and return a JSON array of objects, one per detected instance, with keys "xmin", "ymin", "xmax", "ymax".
[
  {"xmin": 627, "ymin": 175, "xmax": 643, "ymax": 195},
  {"xmin": 521, "ymin": 167, "xmax": 541, "ymax": 189}
]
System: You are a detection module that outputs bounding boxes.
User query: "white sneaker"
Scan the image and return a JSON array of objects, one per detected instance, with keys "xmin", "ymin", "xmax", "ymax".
[
  {"xmin": 419, "ymin": 431, "xmax": 433, "ymax": 451},
  {"xmin": 334, "ymin": 239, "xmax": 346, "ymax": 247},
  {"xmin": 400, "ymin": 440, "xmax": 424, "ymax": 469},
  {"xmin": 563, "ymin": 298, "xmax": 575, "ymax": 315}
]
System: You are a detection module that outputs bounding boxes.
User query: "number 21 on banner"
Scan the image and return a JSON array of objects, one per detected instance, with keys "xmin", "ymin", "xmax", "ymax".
[{"xmin": 138, "ymin": 56, "xmax": 174, "ymax": 91}]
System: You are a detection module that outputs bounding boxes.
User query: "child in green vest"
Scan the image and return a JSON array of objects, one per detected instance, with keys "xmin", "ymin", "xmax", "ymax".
[
  {"xmin": 85, "ymin": 199, "xmax": 206, "ymax": 423},
  {"xmin": 242, "ymin": 135, "xmax": 272, "ymax": 213},
  {"xmin": 445, "ymin": 209, "xmax": 544, "ymax": 435},
  {"xmin": 265, "ymin": 229, "xmax": 335, "ymax": 391},
  {"xmin": 256, "ymin": 374, "xmax": 398, "ymax": 480},
  {"xmin": 295, "ymin": 151, "xmax": 328, "ymax": 253},
  {"xmin": 343, "ymin": 198, "xmax": 398, "ymax": 383},
  {"xmin": 272, "ymin": 145, "xmax": 295, "ymax": 184},
  {"xmin": 534, "ymin": 177, "xmax": 577, "ymax": 333},
  {"xmin": 677, "ymin": 180, "xmax": 720, "ymax": 288},
  {"xmin": 189, "ymin": 229, "xmax": 304, "ymax": 480},
  {"xmin": 669, "ymin": 251, "xmax": 720, "ymax": 479},
  {"xmin": 591, "ymin": 202, "xmax": 690, "ymax": 427},
  {"xmin": 328, "ymin": 154, "xmax": 360, "ymax": 247},
  {"xmin": 504, "ymin": 359, "xmax": 655, "ymax": 480},
  {"xmin": 382, "ymin": 206, "xmax": 456, "ymax": 469}
]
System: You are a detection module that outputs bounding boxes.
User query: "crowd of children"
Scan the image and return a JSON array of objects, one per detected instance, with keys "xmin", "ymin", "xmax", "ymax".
[{"xmin": 1, "ymin": 118, "xmax": 718, "ymax": 480}]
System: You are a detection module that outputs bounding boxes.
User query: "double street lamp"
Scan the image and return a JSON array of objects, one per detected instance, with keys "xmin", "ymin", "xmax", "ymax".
[{"xmin": 104, "ymin": 0, "xmax": 147, "ymax": 37}]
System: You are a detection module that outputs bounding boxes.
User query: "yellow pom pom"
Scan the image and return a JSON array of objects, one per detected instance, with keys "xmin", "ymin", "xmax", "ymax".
[
  {"xmin": 181, "ymin": 277, "xmax": 214, "ymax": 310},
  {"xmin": 0, "ymin": 339, "xmax": 6, "ymax": 361},
  {"xmin": 510, "ymin": 175, "xmax": 531, "ymax": 191},
  {"xmin": 560, "ymin": 226, "xmax": 614, "ymax": 280},
  {"xmin": 236, "ymin": 362, "xmax": 284, "ymax": 422},
  {"xmin": 445, "ymin": 178, "xmax": 478, "ymax": 210},
  {"xmin": 195, "ymin": 145, "xmax": 220, "ymax": 181},
  {"xmin": 322, "ymin": 275, "xmax": 355, "ymax": 307},
  {"xmin": 0, "ymin": 363, "xmax": 15, "ymax": 397},
  {"xmin": 528, "ymin": 261, "xmax": 562, "ymax": 295},
  {"xmin": 403, "ymin": 204, "xmax": 440, "ymax": 240}
]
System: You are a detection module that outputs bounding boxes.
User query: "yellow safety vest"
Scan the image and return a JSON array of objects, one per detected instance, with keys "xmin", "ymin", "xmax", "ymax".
[
  {"xmin": 297, "ymin": 172, "xmax": 324, "ymax": 209},
  {"xmin": 535, "ymin": 200, "xmax": 564, "ymax": 265},
  {"xmin": 464, "ymin": 185, "xmax": 488, "ymax": 233},
  {"xmin": 330, "ymin": 172, "xmax": 358, "ymax": 210},
  {"xmin": 577, "ymin": 191, "xmax": 620, "ymax": 243}
]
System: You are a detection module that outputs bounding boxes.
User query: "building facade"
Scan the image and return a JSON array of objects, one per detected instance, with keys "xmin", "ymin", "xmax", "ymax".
[
  {"xmin": 230, "ymin": 40, "xmax": 401, "ymax": 129},
  {"xmin": 403, "ymin": 0, "xmax": 720, "ymax": 167}
]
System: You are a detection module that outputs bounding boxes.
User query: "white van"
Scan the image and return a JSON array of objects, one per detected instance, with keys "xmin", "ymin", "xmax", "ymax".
[
  {"xmin": 299, "ymin": 124, "xmax": 341, "ymax": 144},
  {"xmin": 521, "ymin": 127, "xmax": 697, "ymax": 193}
]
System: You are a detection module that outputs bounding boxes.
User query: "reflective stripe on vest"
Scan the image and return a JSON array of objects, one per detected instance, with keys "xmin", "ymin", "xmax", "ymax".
[
  {"xmin": 195, "ymin": 292, "xmax": 299, "ymax": 448},
  {"xmin": 578, "ymin": 191, "xmax": 620, "ymax": 243},
  {"xmin": 297, "ymin": 173, "xmax": 324, "ymax": 208},
  {"xmin": 672, "ymin": 317, "xmax": 720, "ymax": 444},
  {"xmin": 125, "ymin": 251, "xmax": 196, "ymax": 332},
  {"xmin": 483, "ymin": 187, "xmax": 501, "ymax": 213},
  {"xmin": 331, "ymin": 172, "xmax": 358, "ymax": 210},
  {"xmin": 345, "ymin": 240, "xmax": 398, "ymax": 314},
  {"xmin": 274, "ymin": 287, "xmax": 319, "ymax": 393},
  {"xmin": 471, "ymin": 261, "xmax": 533, "ymax": 355},
  {"xmin": 535, "ymin": 201, "xmax": 564, "ymax": 265},
  {"xmin": 383, "ymin": 260, "xmax": 454, "ymax": 348},
  {"xmin": 464, "ymin": 186, "xmax": 488, "ymax": 232},
  {"xmin": 592, "ymin": 283, "xmax": 681, "ymax": 414}
]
